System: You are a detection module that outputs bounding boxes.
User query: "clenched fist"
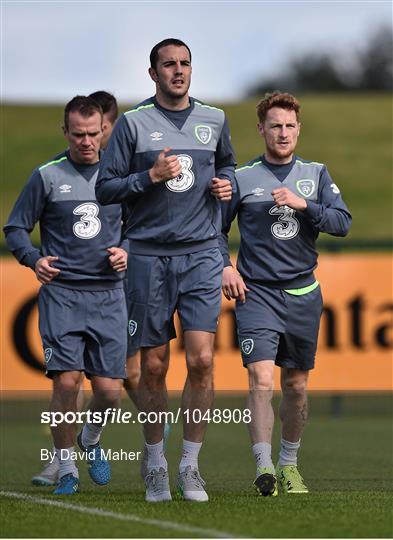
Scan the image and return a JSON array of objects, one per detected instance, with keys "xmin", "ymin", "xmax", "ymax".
[
  {"xmin": 149, "ymin": 147, "xmax": 182, "ymax": 183},
  {"xmin": 271, "ymin": 187, "xmax": 307, "ymax": 210}
]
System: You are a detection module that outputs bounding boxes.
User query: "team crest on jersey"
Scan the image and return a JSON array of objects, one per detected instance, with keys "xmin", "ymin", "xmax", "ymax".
[
  {"xmin": 252, "ymin": 187, "xmax": 265, "ymax": 197},
  {"xmin": 59, "ymin": 184, "xmax": 72, "ymax": 193},
  {"xmin": 166, "ymin": 154, "xmax": 195, "ymax": 192},
  {"xmin": 150, "ymin": 131, "xmax": 163, "ymax": 141},
  {"xmin": 296, "ymin": 179, "xmax": 315, "ymax": 198},
  {"xmin": 44, "ymin": 348, "xmax": 53, "ymax": 363},
  {"xmin": 128, "ymin": 320, "xmax": 137, "ymax": 337},
  {"xmin": 194, "ymin": 125, "xmax": 212, "ymax": 145},
  {"xmin": 241, "ymin": 339, "xmax": 254, "ymax": 356}
]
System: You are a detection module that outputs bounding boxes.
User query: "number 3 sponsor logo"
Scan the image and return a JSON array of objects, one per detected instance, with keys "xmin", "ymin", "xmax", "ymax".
[
  {"xmin": 269, "ymin": 205, "xmax": 300, "ymax": 240},
  {"xmin": 165, "ymin": 154, "xmax": 194, "ymax": 193},
  {"xmin": 73, "ymin": 202, "xmax": 101, "ymax": 239}
]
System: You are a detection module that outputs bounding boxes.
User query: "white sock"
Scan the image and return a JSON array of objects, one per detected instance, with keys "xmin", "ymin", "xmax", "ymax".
[
  {"xmin": 55, "ymin": 447, "xmax": 79, "ymax": 479},
  {"xmin": 81, "ymin": 422, "xmax": 104, "ymax": 448},
  {"xmin": 252, "ymin": 442, "xmax": 274, "ymax": 470},
  {"xmin": 179, "ymin": 439, "xmax": 202, "ymax": 472},
  {"xmin": 146, "ymin": 440, "xmax": 167, "ymax": 471},
  {"xmin": 279, "ymin": 438, "xmax": 301, "ymax": 466}
]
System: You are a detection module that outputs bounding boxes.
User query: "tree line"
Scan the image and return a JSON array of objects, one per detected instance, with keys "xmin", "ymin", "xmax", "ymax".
[{"xmin": 248, "ymin": 26, "xmax": 392, "ymax": 95}]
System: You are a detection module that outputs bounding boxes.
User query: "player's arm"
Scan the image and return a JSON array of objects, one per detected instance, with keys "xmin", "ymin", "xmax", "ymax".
[
  {"xmin": 302, "ymin": 167, "xmax": 352, "ymax": 236},
  {"xmin": 219, "ymin": 180, "xmax": 249, "ymax": 303},
  {"xmin": 3, "ymin": 171, "xmax": 60, "ymax": 284},
  {"xmin": 96, "ymin": 116, "xmax": 156, "ymax": 205},
  {"xmin": 210, "ymin": 117, "xmax": 236, "ymax": 201},
  {"xmin": 4, "ymin": 170, "xmax": 46, "ymax": 269},
  {"xmin": 108, "ymin": 203, "xmax": 130, "ymax": 273}
]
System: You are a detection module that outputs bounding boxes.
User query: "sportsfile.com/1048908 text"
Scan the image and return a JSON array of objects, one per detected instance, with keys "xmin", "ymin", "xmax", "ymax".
[{"xmin": 40, "ymin": 408, "xmax": 252, "ymax": 427}]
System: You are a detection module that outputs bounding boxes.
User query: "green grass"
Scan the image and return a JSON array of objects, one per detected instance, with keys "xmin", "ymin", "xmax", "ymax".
[
  {"xmin": 1, "ymin": 94, "xmax": 392, "ymax": 248},
  {"xmin": 1, "ymin": 394, "xmax": 392, "ymax": 538}
]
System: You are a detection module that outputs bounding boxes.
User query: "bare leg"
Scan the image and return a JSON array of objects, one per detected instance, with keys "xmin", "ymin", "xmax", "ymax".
[
  {"xmin": 279, "ymin": 368, "xmax": 309, "ymax": 442},
  {"xmin": 81, "ymin": 376, "xmax": 123, "ymax": 447},
  {"xmin": 88, "ymin": 376, "xmax": 123, "ymax": 413},
  {"xmin": 138, "ymin": 344, "xmax": 169, "ymax": 444},
  {"xmin": 182, "ymin": 331, "xmax": 215, "ymax": 443},
  {"xmin": 124, "ymin": 352, "xmax": 141, "ymax": 410},
  {"xmin": 246, "ymin": 361, "xmax": 275, "ymax": 445},
  {"xmin": 50, "ymin": 371, "xmax": 82, "ymax": 449},
  {"xmin": 76, "ymin": 373, "xmax": 85, "ymax": 411}
]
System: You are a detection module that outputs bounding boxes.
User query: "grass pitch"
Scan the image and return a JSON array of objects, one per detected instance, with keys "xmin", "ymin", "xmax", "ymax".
[{"xmin": 1, "ymin": 393, "xmax": 392, "ymax": 538}]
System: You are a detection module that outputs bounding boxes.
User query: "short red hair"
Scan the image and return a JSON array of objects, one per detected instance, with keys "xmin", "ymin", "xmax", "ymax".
[{"xmin": 257, "ymin": 91, "xmax": 301, "ymax": 123}]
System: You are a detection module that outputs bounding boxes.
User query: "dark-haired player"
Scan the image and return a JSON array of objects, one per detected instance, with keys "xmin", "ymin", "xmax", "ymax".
[{"xmin": 96, "ymin": 38, "xmax": 236, "ymax": 502}]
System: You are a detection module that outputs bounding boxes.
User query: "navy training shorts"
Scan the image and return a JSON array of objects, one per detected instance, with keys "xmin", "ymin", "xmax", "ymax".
[
  {"xmin": 126, "ymin": 248, "xmax": 223, "ymax": 353},
  {"xmin": 236, "ymin": 280, "xmax": 323, "ymax": 370},
  {"xmin": 38, "ymin": 284, "xmax": 127, "ymax": 379}
]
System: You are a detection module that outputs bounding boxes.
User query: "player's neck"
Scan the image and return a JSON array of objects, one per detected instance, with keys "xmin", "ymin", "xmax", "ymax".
[
  {"xmin": 263, "ymin": 151, "xmax": 294, "ymax": 166},
  {"xmin": 69, "ymin": 149, "xmax": 99, "ymax": 165},
  {"xmin": 155, "ymin": 92, "xmax": 190, "ymax": 111}
]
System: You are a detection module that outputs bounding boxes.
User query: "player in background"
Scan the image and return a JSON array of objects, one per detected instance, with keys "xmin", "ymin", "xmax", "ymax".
[
  {"xmin": 28, "ymin": 91, "xmax": 142, "ymax": 487},
  {"xmin": 220, "ymin": 92, "xmax": 351, "ymax": 496},
  {"xmin": 95, "ymin": 38, "xmax": 236, "ymax": 502},
  {"xmin": 4, "ymin": 96, "xmax": 128, "ymax": 495}
]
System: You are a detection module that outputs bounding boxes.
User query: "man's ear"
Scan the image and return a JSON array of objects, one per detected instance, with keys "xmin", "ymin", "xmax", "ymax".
[
  {"xmin": 62, "ymin": 125, "xmax": 67, "ymax": 137},
  {"xmin": 149, "ymin": 67, "xmax": 158, "ymax": 83},
  {"xmin": 257, "ymin": 122, "xmax": 264, "ymax": 136}
]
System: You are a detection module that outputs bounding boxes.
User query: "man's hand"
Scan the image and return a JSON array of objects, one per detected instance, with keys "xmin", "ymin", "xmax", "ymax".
[
  {"xmin": 222, "ymin": 266, "xmax": 250, "ymax": 303},
  {"xmin": 271, "ymin": 187, "xmax": 307, "ymax": 210},
  {"xmin": 210, "ymin": 178, "xmax": 232, "ymax": 201},
  {"xmin": 35, "ymin": 256, "xmax": 60, "ymax": 284},
  {"xmin": 107, "ymin": 247, "xmax": 128, "ymax": 272},
  {"xmin": 149, "ymin": 147, "xmax": 182, "ymax": 183}
]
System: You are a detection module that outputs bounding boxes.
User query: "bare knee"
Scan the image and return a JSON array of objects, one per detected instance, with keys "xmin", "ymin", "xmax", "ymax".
[
  {"xmin": 91, "ymin": 377, "xmax": 122, "ymax": 406},
  {"xmin": 125, "ymin": 355, "xmax": 141, "ymax": 390},
  {"xmin": 281, "ymin": 371, "xmax": 308, "ymax": 397},
  {"xmin": 248, "ymin": 362, "xmax": 274, "ymax": 392},
  {"xmin": 53, "ymin": 372, "xmax": 81, "ymax": 395},
  {"xmin": 141, "ymin": 349, "xmax": 168, "ymax": 386},
  {"xmin": 187, "ymin": 349, "xmax": 213, "ymax": 383}
]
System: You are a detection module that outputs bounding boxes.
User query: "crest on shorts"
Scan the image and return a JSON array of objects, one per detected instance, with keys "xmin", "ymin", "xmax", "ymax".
[
  {"xmin": 241, "ymin": 339, "xmax": 254, "ymax": 356},
  {"xmin": 44, "ymin": 347, "xmax": 53, "ymax": 363},
  {"xmin": 194, "ymin": 125, "xmax": 212, "ymax": 145},
  {"xmin": 128, "ymin": 320, "xmax": 137, "ymax": 337},
  {"xmin": 296, "ymin": 179, "xmax": 315, "ymax": 198}
]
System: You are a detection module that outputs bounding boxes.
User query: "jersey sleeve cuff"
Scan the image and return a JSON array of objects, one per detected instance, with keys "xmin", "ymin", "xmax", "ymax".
[
  {"xmin": 303, "ymin": 200, "xmax": 322, "ymax": 221},
  {"xmin": 120, "ymin": 238, "xmax": 129, "ymax": 251},
  {"xmin": 139, "ymin": 170, "xmax": 154, "ymax": 190},
  {"xmin": 222, "ymin": 253, "xmax": 233, "ymax": 267},
  {"xmin": 22, "ymin": 250, "xmax": 42, "ymax": 270}
]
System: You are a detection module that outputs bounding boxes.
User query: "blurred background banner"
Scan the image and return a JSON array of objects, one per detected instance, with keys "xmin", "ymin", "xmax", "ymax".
[{"xmin": 2, "ymin": 255, "xmax": 391, "ymax": 392}]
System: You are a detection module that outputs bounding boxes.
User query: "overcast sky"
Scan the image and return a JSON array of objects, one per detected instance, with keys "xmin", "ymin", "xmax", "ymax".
[{"xmin": 2, "ymin": 1, "xmax": 392, "ymax": 104}]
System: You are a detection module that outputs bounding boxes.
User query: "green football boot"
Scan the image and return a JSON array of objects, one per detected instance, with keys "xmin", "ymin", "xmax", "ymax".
[
  {"xmin": 253, "ymin": 467, "xmax": 278, "ymax": 497},
  {"xmin": 276, "ymin": 464, "xmax": 309, "ymax": 493}
]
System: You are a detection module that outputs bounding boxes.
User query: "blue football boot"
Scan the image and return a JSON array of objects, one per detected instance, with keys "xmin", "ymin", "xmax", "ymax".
[
  {"xmin": 77, "ymin": 432, "xmax": 111, "ymax": 485},
  {"xmin": 53, "ymin": 473, "xmax": 79, "ymax": 495}
]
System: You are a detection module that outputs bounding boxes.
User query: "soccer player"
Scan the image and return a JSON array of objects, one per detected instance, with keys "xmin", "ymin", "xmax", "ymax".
[
  {"xmin": 96, "ymin": 38, "xmax": 236, "ymax": 502},
  {"xmin": 4, "ymin": 96, "xmax": 128, "ymax": 495},
  {"xmin": 220, "ymin": 92, "xmax": 351, "ymax": 496},
  {"xmin": 29, "ymin": 90, "xmax": 142, "ymax": 488},
  {"xmin": 89, "ymin": 91, "xmax": 119, "ymax": 150}
]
